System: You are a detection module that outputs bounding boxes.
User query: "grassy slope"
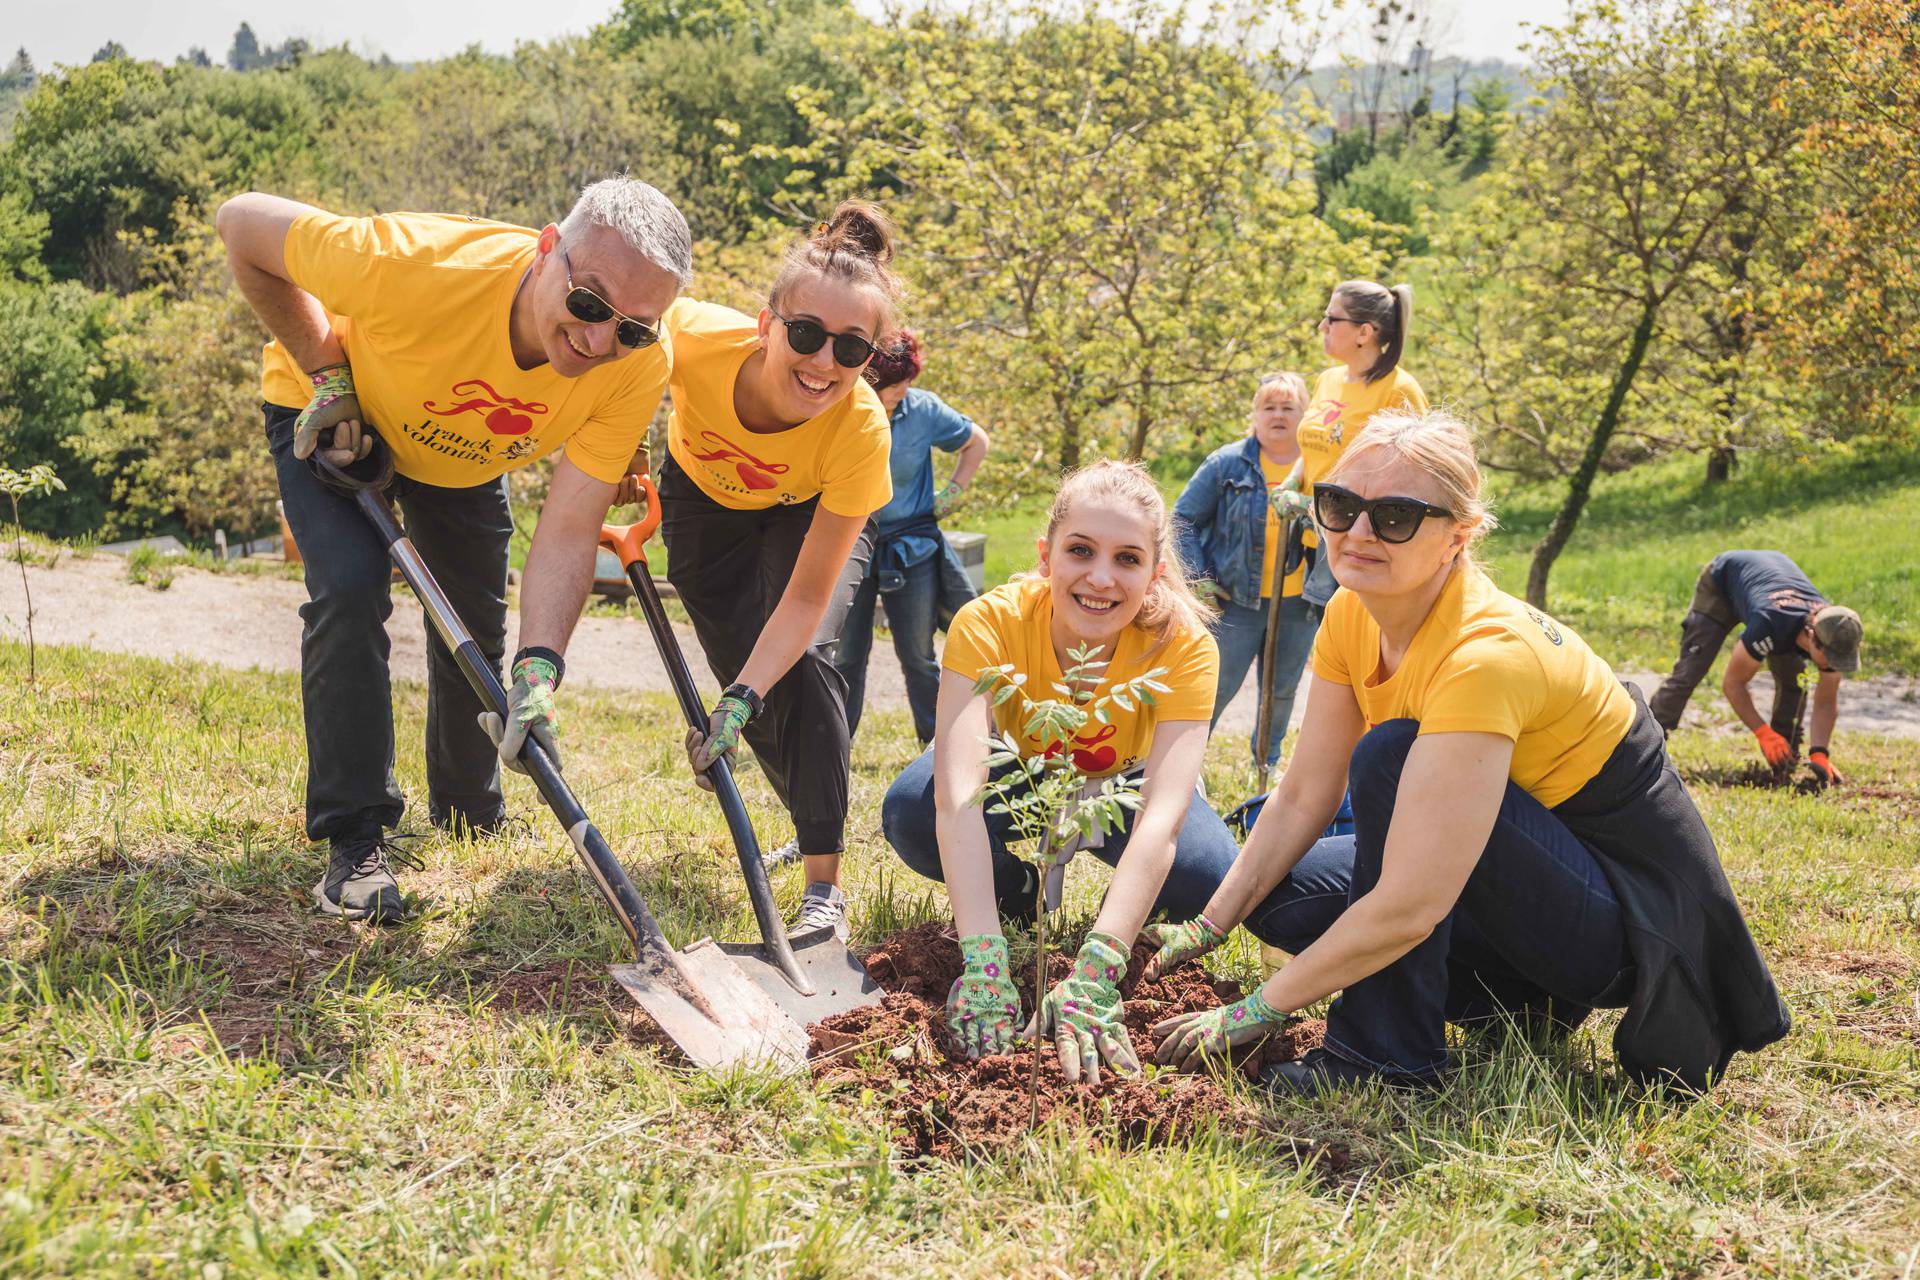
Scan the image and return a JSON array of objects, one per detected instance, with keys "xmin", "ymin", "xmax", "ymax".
[{"xmin": 2, "ymin": 641, "xmax": 1916, "ymax": 1278}]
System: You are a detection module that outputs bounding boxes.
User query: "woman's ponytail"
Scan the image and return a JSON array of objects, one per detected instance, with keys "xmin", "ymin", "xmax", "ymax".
[{"xmin": 1334, "ymin": 279, "xmax": 1413, "ymax": 384}]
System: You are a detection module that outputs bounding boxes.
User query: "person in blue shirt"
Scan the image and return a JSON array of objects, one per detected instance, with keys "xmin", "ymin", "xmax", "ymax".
[
  {"xmin": 835, "ymin": 332, "xmax": 991, "ymax": 743},
  {"xmin": 1173, "ymin": 372, "xmax": 1315, "ymax": 768}
]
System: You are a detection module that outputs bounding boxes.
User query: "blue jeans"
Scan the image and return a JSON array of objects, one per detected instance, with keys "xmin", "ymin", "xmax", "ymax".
[
  {"xmin": 1209, "ymin": 596, "xmax": 1321, "ymax": 767},
  {"xmin": 881, "ymin": 748, "xmax": 1239, "ymax": 921},
  {"xmin": 1241, "ymin": 720, "xmax": 1633, "ymax": 1078},
  {"xmin": 837, "ymin": 552, "xmax": 941, "ymax": 742}
]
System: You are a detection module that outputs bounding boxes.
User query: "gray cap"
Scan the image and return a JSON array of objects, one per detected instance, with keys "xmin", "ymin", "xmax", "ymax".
[{"xmin": 1812, "ymin": 605, "xmax": 1862, "ymax": 673}]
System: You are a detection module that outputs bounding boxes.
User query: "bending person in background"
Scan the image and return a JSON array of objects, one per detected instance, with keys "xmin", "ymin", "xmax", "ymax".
[
  {"xmin": 1293, "ymin": 280, "xmax": 1427, "ymax": 615},
  {"xmin": 881, "ymin": 462, "xmax": 1229, "ymax": 1083},
  {"xmin": 1649, "ymin": 550, "xmax": 1862, "ymax": 787},
  {"xmin": 216, "ymin": 177, "xmax": 691, "ymax": 924},
  {"xmin": 1148, "ymin": 410, "xmax": 1788, "ymax": 1094},
  {"xmin": 835, "ymin": 331, "xmax": 991, "ymax": 745},
  {"xmin": 663, "ymin": 202, "xmax": 898, "ymax": 940},
  {"xmin": 1174, "ymin": 371, "xmax": 1313, "ymax": 768}
]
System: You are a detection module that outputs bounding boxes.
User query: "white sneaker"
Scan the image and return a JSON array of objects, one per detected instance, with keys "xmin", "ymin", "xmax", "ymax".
[
  {"xmin": 792, "ymin": 882, "xmax": 848, "ymax": 941},
  {"xmin": 763, "ymin": 838, "xmax": 803, "ymax": 870}
]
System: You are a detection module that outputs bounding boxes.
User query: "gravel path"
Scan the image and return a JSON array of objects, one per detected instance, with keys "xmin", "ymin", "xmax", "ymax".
[{"xmin": 5, "ymin": 552, "xmax": 1917, "ymax": 742}]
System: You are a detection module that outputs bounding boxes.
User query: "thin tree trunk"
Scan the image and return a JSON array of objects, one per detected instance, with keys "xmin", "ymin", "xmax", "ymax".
[
  {"xmin": 1526, "ymin": 302, "xmax": 1660, "ymax": 609},
  {"xmin": 1705, "ymin": 446, "xmax": 1736, "ymax": 483}
]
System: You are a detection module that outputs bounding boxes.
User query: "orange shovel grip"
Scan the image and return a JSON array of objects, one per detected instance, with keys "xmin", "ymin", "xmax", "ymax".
[{"xmin": 599, "ymin": 471, "xmax": 662, "ymax": 568}]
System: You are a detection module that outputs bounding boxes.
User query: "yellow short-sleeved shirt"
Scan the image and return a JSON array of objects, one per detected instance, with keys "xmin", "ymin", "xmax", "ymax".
[
  {"xmin": 1260, "ymin": 452, "xmax": 1306, "ymax": 600},
  {"xmin": 1296, "ymin": 364, "xmax": 1429, "ymax": 494},
  {"xmin": 662, "ymin": 299, "xmax": 892, "ymax": 517},
  {"xmin": 942, "ymin": 577, "xmax": 1219, "ymax": 778},
  {"xmin": 1310, "ymin": 565, "xmax": 1634, "ymax": 808},
  {"xmin": 260, "ymin": 210, "xmax": 669, "ymax": 486}
]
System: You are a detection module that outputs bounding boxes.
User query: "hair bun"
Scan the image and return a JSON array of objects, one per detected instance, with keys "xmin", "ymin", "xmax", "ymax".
[{"xmin": 816, "ymin": 200, "xmax": 896, "ymax": 266}]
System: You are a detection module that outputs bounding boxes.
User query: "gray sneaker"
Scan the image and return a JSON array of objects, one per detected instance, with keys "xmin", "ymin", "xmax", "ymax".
[
  {"xmin": 792, "ymin": 882, "xmax": 847, "ymax": 941},
  {"xmin": 763, "ymin": 838, "xmax": 804, "ymax": 870},
  {"xmin": 314, "ymin": 833, "xmax": 419, "ymax": 925}
]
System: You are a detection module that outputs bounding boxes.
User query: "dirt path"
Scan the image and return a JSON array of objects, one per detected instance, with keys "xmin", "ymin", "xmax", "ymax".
[{"xmin": 5, "ymin": 553, "xmax": 1918, "ymax": 741}]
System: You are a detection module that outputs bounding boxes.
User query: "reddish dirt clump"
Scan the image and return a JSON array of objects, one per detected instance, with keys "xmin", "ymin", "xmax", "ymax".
[{"xmin": 812, "ymin": 921, "xmax": 1331, "ymax": 1161}]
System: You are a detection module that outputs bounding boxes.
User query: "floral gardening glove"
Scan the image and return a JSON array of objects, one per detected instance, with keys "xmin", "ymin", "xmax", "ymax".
[
  {"xmin": 686, "ymin": 689, "xmax": 756, "ymax": 790},
  {"xmin": 1031, "ymin": 931, "xmax": 1141, "ymax": 1085},
  {"xmin": 1271, "ymin": 487, "xmax": 1312, "ymax": 521},
  {"xmin": 1807, "ymin": 748, "xmax": 1844, "ymax": 787},
  {"xmin": 293, "ymin": 363, "xmax": 371, "ymax": 464},
  {"xmin": 1139, "ymin": 913, "xmax": 1228, "ymax": 983},
  {"xmin": 946, "ymin": 933, "xmax": 1023, "ymax": 1059},
  {"xmin": 932, "ymin": 480, "xmax": 965, "ymax": 520},
  {"xmin": 478, "ymin": 652, "xmax": 562, "ymax": 774},
  {"xmin": 1754, "ymin": 724, "xmax": 1794, "ymax": 770},
  {"xmin": 1150, "ymin": 987, "xmax": 1288, "ymax": 1072}
]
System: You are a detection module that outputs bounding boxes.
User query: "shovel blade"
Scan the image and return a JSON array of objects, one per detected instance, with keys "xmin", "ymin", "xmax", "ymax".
[
  {"xmin": 610, "ymin": 939, "xmax": 809, "ymax": 1071},
  {"xmin": 717, "ymin": 928, "xmax": 883, "ymax": 1027}
]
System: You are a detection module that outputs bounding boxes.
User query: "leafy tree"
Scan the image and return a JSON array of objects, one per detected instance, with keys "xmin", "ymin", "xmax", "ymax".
[
  {"xmin": 1431, "ymin": 0, "xmax": 1811, "ymax": 608},
  {"xmin": 228, "ymin": 23, "xmax": 262, "ymax": 72},
  {"xmin": 1, "ymin": 48, "xmax": 36, "ymax": 91},
  {"xmin": 180, "ymin": 47, "xmax": 214, "ymax": 69},
  {"xmin": 600, "ymin": 0, "xmax": 851, "ymax": 47},
  {"xmin": 91, "ymin": 42, "xmax": 130, "ymax": 64},
  {"xmin": 0, "ymin": 280, "xmax": 131, "ymax": 535},
  {"xmin": 790, "ymin": 0, "xmax": 1362, "ymax": 477}
]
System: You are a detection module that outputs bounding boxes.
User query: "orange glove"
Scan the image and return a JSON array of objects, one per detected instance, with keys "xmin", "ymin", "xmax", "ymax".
[
  {"xmin": 1754, "ymin": 724, "xmax": 1793, "ymax": 769},
  {"xmin": 1808, "ymin": 748, "xmax": 1844, "ymax": 787}
]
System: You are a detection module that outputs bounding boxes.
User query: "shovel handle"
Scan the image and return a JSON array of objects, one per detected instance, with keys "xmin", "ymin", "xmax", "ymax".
[{"xmin": 599, "ymin": 473, "xmax": 663, "ymax": 571}]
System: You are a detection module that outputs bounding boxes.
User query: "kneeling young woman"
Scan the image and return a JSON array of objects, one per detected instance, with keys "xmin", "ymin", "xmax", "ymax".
[
  {"xmin": 1150, "ymin": 411, "xmax": 1788, "ymax": 1093},
  {"xmin": 663, "ymin": 203, "xmax": 898, "ymax": 936},
  {"xmin": 881, "ymin": 461, "xmax": 1233, "ymax": 1083}
]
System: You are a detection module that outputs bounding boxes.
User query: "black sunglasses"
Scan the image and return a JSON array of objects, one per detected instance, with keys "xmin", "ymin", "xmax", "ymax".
[
  {"xmin": 769, "ymin": 307, "xmax": 877, "ymax": 369},
  {"xmin": 1313, "ymin": 483, "xmax": 1455, "ymax": 544},
  {"xmin": 562, "ymin": 250, "xmax": 660, "ymax": 350}
]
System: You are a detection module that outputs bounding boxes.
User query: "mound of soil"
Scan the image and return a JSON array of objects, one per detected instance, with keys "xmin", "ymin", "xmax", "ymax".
[{"xmin": 813, "ymin": 921, "xmax": 1330, "ymax": 1161}]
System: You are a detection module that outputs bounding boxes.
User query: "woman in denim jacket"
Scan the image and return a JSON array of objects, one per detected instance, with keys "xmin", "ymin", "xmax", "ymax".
[{"xmin": 1174, "ymin": 373, "xmax": 1315, "ymax": 768}]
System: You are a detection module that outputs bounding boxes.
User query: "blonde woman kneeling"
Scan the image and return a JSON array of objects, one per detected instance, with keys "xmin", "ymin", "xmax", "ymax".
[{"xmin": 1149, "ymin": 411, "xmax": 1789, "ymax": 1093}]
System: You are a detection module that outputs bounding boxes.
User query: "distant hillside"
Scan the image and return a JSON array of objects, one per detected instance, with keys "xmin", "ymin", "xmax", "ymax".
[{"xmin": 1298, "ymin": 56, "xmax": 1534, "ymax": 114}]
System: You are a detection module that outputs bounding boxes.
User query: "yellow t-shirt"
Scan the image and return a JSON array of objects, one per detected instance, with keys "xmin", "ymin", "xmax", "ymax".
[
  {"xmin": 1310, "ymin": 565, "xmax": 1635, "ymax": 808},
  {"xmin": 662, "ymin": 299, "xmax": 893, "ymax": 517},
  {"xmin": 1296, "ymin": 365, "xmax": 1429, "ymax": 494},
  {"xmin": 260, "ymin": 211, "xmax": 669, "ymax": 486},
  {"xmin": 1260, "ymin": 453, "xmax": 1306, "ymax": 599},
  {"xmin": 942, "ymin": 577, "xmax": 1219, "ymax": 778}
]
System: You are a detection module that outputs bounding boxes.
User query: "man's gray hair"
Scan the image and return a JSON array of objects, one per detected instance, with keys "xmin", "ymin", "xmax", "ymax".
[{"xmin": 558, "ymin": 176, "xmax": 694, "ymax": 288}]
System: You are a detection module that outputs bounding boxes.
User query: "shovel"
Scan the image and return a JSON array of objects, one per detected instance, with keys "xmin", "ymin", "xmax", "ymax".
[
  {"xmin": 310, "ymin": 437, "xmax": 808, "ymax": 1071},
  {"xmin": 1225, "ymin": 517, "xmax": 1311, "ymax": 836},
  {"xmin": 600, "ymin": 473, "xmax": 882, "ymax": 1029}
]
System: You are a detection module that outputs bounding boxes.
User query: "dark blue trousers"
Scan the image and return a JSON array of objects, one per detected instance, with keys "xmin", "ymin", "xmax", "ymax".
[
  {"xmin": 882, "ymin": 747, "xmax": 1239, "ymax": 922},
  {"xmin": 1242, "ymin": 720, "xmax": 1634, "ymax": 1078}
]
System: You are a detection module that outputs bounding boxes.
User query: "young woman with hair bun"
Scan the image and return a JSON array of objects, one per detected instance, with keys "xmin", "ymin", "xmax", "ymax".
[
  {"xmin": 661, "ymin": 201, "xmax": 901, "ymax": 938},
  {"xmin": 1146, "ymin": 410, "xmax": 1787, "ymax": 1095},
  {"xmin": 1294, "ymin": 280, "xmax": 1428, "ymax": 611},
  {"xmin": 881, "ymin": 460, "xmax": 1238, "ymax": 1084}
]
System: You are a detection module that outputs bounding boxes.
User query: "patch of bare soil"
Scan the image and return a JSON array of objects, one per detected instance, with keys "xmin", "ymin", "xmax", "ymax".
[
  {"xmin": 1779, "ymin": 944, "xmax": 1919, "ymax": 1049},
  {"xmin": 813, "ymin": 922, "xmax": 1333, "ymax": 1162}
]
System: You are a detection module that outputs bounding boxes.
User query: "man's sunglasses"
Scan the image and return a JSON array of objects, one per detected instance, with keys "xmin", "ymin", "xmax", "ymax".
[
  {"xmin": 1313, "ymin": 483, "xmax": 1455, "ymax": 544},
  {"xmin": 562, "ymin": 250, "xmax": 660, "ymax": 349},
  {"xmin": 769, "ymin": 307, "xmax": 877, "ymax": 368}
]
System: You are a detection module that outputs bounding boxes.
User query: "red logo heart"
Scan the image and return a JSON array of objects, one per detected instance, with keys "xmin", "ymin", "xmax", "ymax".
[
  {"xmin": 736, "ymin": 462, "xmax": 778, "ymax": 490},
  {"xmin": 485, "ymin": 407, "xmax": 533, "ymax": 436},
  {"xmin": 1071, "ymin": 744, "xmax": 1118, "ymax": 773}
]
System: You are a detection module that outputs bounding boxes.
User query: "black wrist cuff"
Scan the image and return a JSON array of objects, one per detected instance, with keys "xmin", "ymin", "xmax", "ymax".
[
  {"xmin": 513, "ymin": 646, "xmax": 566, "ymax": 688},
  {"xmin": 1810, "ymin": 745, "xmax": 1830, "ymax": 757},
  {"xmin": 722, "ymin": 682, "xmax": 764, "ymax": 719}
]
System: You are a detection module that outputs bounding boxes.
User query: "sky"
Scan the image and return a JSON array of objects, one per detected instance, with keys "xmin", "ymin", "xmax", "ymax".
[{"xmin": 11, "ymin": 0, "xmax": 1566, "ymax": 70}]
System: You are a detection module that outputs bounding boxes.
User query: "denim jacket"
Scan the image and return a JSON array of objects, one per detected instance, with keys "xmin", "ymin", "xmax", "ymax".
[{"xmin": 1173, "ymin": 437, "xmax": 1270, "ymax": 606}]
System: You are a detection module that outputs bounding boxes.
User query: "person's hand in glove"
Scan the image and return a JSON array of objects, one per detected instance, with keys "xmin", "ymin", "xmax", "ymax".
[
  {"xmin": 1150, "ymin": 987, "xmax": 1288, "ymax": 1072},
  {"xmin": 932, "ymin": 480, "xmax": 966, "ymax": 520},
  {"xmin": 1754, "ymin": 724, "xmax": 1794, "ymax": 770},
  {"xmin": 1807, "ymin": 747, "xmax": 1845, "ymax": 787},
  {"xmin": 946, "ymin": 933, "xmax": 1023, "ymax": 1059},
  {"xmin": 1028, "ymin": 931, "xmax": 1141, "ymax": 1085},
  {"xmin": 1139, "ymin": 913, "xmax": 1228, "ymax": 983},
  {"xmin": 294, "ymin": 364, "xmax": 373, "ymax": 466},
  {"xmin": 1195, "ymin": 579, "xmax": 1231, "ymax": 605},
  {"xmin": 685, "ymin": 684, "xmax": 759, "ymax": 790},
  {"xmin": 1271, "ymin": 487, "xmax": 1312, "ymax": 521},
  {"xmin": 477, "ymin": 650, "xmax": 563, "ymax": 773}
]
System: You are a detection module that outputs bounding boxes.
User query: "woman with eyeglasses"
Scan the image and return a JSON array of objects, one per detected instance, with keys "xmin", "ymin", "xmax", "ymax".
[
  {"xmin": 1293, "ymin": 281, "xmax": 1428, "ymax": 614},
  {"xmin": 1144, "ymin": 410, "xmax": 1788, "ymax": 1094},
  {"xmin": 658, "ymin": 202, "xmax": 899, "ymax": 938}
]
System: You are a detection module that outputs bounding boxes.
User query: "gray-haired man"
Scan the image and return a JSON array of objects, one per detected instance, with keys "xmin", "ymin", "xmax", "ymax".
[{"xmin": 216, "ymin": 178, "xmax": 693, "ymax": 922}]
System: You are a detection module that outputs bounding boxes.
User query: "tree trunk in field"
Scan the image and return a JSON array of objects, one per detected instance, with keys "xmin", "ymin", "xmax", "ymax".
[
  {"xmin": 1706, "ymin": 446, "xmax": 1736, "ymax": 483},
  {"xmin": 1526, "ymin": 302, "xmax": 1660, "ymax": 609}
]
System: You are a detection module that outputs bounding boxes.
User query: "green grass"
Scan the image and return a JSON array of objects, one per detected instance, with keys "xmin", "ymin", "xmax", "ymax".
[{"xmin": 3, "ymin": 640, "xmax": 1916, "ymax": 1277}]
